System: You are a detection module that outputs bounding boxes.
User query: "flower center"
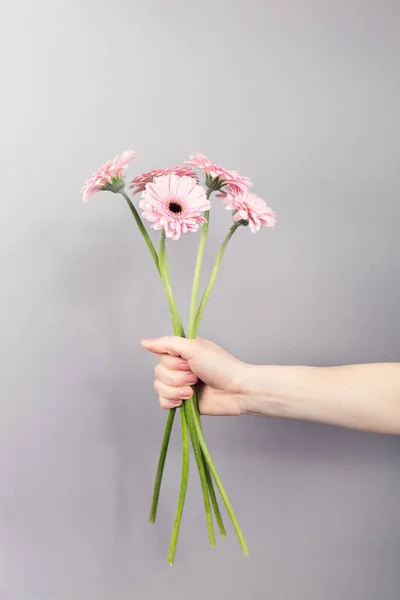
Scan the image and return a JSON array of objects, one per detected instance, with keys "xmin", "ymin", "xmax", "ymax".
[{"xmin": 168, "ymin": 200, "xmax": 183, "ymax": 215}]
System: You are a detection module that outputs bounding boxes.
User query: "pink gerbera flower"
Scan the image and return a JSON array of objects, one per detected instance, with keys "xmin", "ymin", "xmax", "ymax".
[
  {"xmin": 222, "ymin": 188, "xmax": 276, "ymax": 233},
  {"xmin": 139, "ymin": 174, "xmax": 211, "ymax": 240},
  {"xmin": 130, "ymin": 166, "xmax": 199, "ymax": 194},
  {"xmin": 185, "ymin": 152, "xmax": 251, "ymax": 191},
  {"xmin": 81, "ymin": 150, "xmax": 137, "ymax": 202}
]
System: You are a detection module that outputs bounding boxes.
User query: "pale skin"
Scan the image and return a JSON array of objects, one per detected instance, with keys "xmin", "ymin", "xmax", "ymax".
[{"xmin": 141, "ymin": 336, "xmax": 400, "ymax": 435}]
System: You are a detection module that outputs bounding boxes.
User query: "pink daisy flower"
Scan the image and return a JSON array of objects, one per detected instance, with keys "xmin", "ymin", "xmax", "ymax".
[
  {"xmin": 130, "ymin": 166, "xmax": 199, "ymax": 194},
  {"xmin": 81, "ymin": 150, "xmax": 137, "ymax": 202},
  {"xmin": 222, "ymin": 188, "xmax": 276, "ymax": 233},
  {"xmin": 139, "ymin": 174, "xmax": 211, "ymax": 241},
  {"xmin": 185, "ymin": 152, "xmax": 252, "ymax": 191}
]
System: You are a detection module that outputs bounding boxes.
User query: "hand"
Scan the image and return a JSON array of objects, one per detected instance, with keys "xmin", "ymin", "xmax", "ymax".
[{"xmin": 141, "ymin": 336, "xmax": 248, "ymax": 415}]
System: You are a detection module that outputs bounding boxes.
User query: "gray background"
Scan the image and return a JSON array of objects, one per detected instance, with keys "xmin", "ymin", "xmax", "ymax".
[{"xmin": 1, "ymin": 0, "xmax": 400, "ymax": 598}]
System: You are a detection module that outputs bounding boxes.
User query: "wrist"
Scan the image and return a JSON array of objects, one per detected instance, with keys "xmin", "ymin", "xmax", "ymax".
[{"xmin": 238, "ymin": 364, "xmax": 299, "ymax": 418}]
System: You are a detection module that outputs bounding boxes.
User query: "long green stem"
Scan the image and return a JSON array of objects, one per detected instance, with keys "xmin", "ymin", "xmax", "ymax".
[
  {"xmin": 185, "ymin": 399, "xmax": 215, "ymax": 547},
  {"xmin": 192, "ymin": 388, "xmax": 226, "ymax": 539},
  {"xmin": 205, "ymin": 466, "xmax": 226, "ymax": 538},
  {"xmin": 187, "ymin": 204, "xmax": 227, "ymax": 540},
  {"xmin": 186, "ymin": 205, "xmax": 208, "ymax": 412},
  {"xmin": 119, "ymin": 189, "xmax": 176, "ymax": 526},
  {"xmin": 194, "ymin": 222, "xmax": 240, "ymax": 336},
  {"xmin": 120, "ymin": 189, "xmax": 160, "ymax": 274},
  {"xmin": 188, "ymin": 399, "xmax": 249, "ymax": 556},
  {"xmin": 168, "ymin": 401, "xmax": 189, "ymax": 565},
  {"xmin": 159, "ymin": 229, "xmax": 215, "ymax": 548},
  {"xmin": 149, "ymin": 409, "xmax": 176, "ymax": 523},
  {"xmin": 187, "ymin": 205, "xmax": 221, "ymax": 542},
  {"xmin": 149, "ymin": 233, "xmax": 184, "ymax": 527},
  {"xmin": 158, "ymin": 232, "xmax": 184, "ymax": 335},
  {"xmin": 188, "ymin": 201, "xmax": 210, "ymax": 339},
  {"xmin": 158, "ymin": 232, "xmax": 191, "ymax": 562}
]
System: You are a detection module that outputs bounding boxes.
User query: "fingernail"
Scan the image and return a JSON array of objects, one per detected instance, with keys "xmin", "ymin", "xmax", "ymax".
[
  {"xmin": 179, "ymin": 388, "xmax": 192, "ymax": 399},
  {"xmin": 185, "ymin": 374, "xmax": 198, "ymax": 384},
  {"xmin": 179, "ymin": 362, "xmax": 191, "ymax": 371}
]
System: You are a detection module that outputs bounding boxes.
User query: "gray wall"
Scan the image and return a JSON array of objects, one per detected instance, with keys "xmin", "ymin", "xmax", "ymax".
[{"xmin": 1, "ymin": 0, "xmax": 400, "ymax": 598}]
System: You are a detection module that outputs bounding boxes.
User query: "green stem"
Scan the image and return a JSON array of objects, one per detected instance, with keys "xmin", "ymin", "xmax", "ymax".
[
  {"xmin": 185, "ymin": 397, "xmax": 215, "ymax": 547},
  {"xmin": 186, "ymin": 204, "xmax": 219, "ymax": 543},
  {"xmin": 187, "ymin": 205, "xmax": 210, "ymax": 415},
  {"xmin": 118, "ymin": 194, "xmax": 190, "ymax": 555},
  {"xmin": 149, "ymin": 408, "xmax": 176, "ymax": 523},
  {"xmin": 205, "ymin": 467, "xmax": 226, "ymax": 539},
  {"xmin": 120, "ymin": 189, "xmax": 160, "ymax": 275},
  {"xmin": 120, "ymin": 188, "xmax": 174, "ymax": 526},
  {"xmin": 158, "ymin": 231, "xmax": 191, "ymax": 562},
  {"xmin": 168, "ymin": 401, "xmax": 189, "ymax": 565},
  {"xmin": 148, "ymin": 233, "xmax": 184, "ymax": 525},
  {"xmin": 193, "ymin": 388, "xmax": 226, "ymax": 539},
  {"xmin": 188, "ymin": 399, "xmax": 249, "ymax": 556},
  {"xmin": 187, "ymin": 202, "xmax": 227, "ymax": 539},
  {"xmin": 194, "ymin": 222, "xmax": 240, "ymax": 336},
  {"xmin": 188, "ymin": 200, "xmax": 210, "ymax": 339},
  {"xmin": 158, "ymin": 232, "xmax": 184, "ymax": 335},
  {"xmin": 159, "ymin": 230, "xmax": 217, "ymax": 549}
]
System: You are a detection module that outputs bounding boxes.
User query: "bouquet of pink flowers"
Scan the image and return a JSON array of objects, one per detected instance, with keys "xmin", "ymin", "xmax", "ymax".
[{"xmin": 81, "ymin": 150, "xmax": 276, "ymax": 563}]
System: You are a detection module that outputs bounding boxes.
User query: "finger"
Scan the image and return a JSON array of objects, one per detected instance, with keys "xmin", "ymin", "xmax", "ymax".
[
  {"xmin": 158, "ymin": 354, "xmax": 191, "ymax": 371},
  {"xmin": 154, "ymin": 379, "xmax": 194, "ymax": 401},
  {"xmin": 155, "ymin": 363, "xmax": 198, "ymax": 387},
  {"xmin": 142, "ymin": 336, "xmax": 196, "ymax": 359},
  {"xmin": 159, "ymin": 396, "xmax": 182, "ymax": 410}
]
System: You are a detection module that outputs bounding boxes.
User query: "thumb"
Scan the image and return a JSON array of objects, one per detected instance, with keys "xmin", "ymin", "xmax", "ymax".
[{"xmin": 141, "ymin": 336, "xmax": 196, "ymax": 359}]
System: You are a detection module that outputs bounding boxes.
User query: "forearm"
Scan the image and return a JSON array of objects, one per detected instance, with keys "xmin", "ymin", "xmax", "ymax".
[{"xmin": 240, "ymin": 363, "xmax": 400, "ymax": 434}]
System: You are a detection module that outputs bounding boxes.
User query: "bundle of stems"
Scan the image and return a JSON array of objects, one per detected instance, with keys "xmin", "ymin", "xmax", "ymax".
[{"xmin": 120, "ymin": 189, "xmax": 248, "ymax": 564}]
